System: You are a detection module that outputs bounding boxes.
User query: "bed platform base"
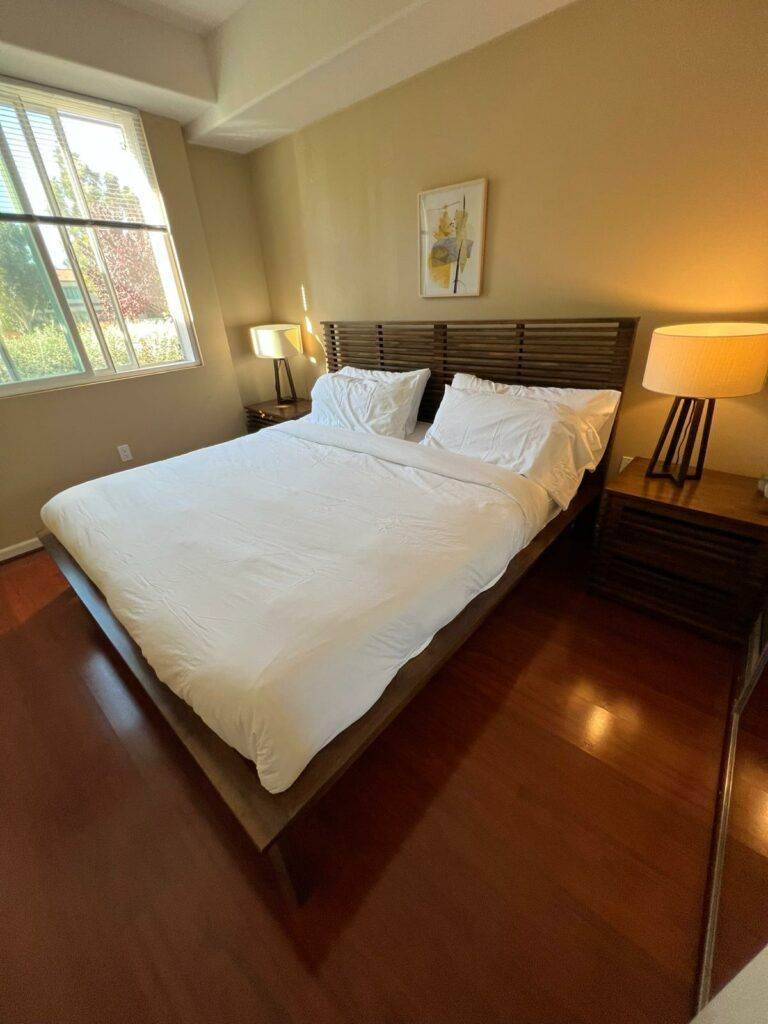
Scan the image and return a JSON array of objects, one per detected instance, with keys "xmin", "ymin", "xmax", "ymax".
[{"xmin": 40, "ymin": 481, "xmax": 599, "ymax": 898}]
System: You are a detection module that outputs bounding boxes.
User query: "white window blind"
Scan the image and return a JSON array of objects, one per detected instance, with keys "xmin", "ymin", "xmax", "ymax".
[{"xmin": 0, "ymin": 77, "xmax": 199, "ymax": 395}]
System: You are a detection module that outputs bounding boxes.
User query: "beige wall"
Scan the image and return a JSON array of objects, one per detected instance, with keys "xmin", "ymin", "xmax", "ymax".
[
  {"xmin": 250, "ymin": 0, "xmax": 768, "ymax": 477},
  {"xmin": 0, "ymin": 114, "xmax": 244, "ymax": 550},
  {"xmin": 186, "ymin": 144, "xmax": 277, "ymax": 406}
]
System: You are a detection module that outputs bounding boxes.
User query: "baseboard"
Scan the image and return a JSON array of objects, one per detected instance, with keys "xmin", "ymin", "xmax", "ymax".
[{"xmin": 0, "ymin": 537, "xmax": 43, "ymax": 563}]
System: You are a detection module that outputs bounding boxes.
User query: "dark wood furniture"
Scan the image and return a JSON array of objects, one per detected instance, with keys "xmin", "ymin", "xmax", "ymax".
[
  {"xmin": 41, "ymin": 316, "xmax": 638, "ymax": 901},
  {"xmin": 592, "ymin": 457, "xmax": 768, "ymax": 648},
  {"xmin": 272, "ymin": 355, "xmax": 298, "ymax": 405},
  {"xmin": 591, "ymin": 456, "xmax": 768, "ymax": 1011},
  {"xmin": 646, "ymin": 395, "xmax": 715, "ymax": 485},
  {"xmin": 245, "ymin": 398, "xmax": 311, "ymax": 433},
  {"xmin": 324, "ymin": 318, "xmax": 636, "ymax": 408}
]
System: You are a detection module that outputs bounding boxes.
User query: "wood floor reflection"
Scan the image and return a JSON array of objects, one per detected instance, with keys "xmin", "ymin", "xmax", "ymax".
[{"xmin": 0, "ymin": 539, "xmax": 736, "ymax": 1024}]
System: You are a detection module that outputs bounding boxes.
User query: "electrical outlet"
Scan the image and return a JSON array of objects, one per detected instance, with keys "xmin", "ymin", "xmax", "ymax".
[
  {"xmin": 117, "ymin": 444, "xmax": 133, "ymax": 463},
  {"xmin": 619, "ymin": 455, "xmax": 634, "ymax": 473}
]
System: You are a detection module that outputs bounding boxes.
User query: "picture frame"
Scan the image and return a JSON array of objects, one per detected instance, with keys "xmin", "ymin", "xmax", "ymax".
[{"xmin": 418, "ymin": 178, "xmax": 487, "ymax": 298}]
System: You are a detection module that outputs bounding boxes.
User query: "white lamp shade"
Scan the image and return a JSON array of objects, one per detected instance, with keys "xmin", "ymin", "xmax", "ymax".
[
  {"xmin": 643, "ymin": 322, "xmax": 768, "ymax": 399},
  {"xmin": 249, "ymin": 323, "xmax": 302, "ymax": 360}
]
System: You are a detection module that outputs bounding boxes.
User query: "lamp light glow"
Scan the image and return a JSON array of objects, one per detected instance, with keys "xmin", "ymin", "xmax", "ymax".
[
  {"xmin": 642, "ymin": 322, "xmax": 768, "ymax": 485},
  {"xmin": 643, "ymin": 322, "xmax": 768, "ymax": 399},
  {"xmin": 249, "ymin": 323, "xmax": 302, "ymax": 360}
]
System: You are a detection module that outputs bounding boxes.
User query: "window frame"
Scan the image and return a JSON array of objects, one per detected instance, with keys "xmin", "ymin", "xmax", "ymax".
[{"xmin": 0, "ymin": 76, "xmax": 201, "ymax": 399}]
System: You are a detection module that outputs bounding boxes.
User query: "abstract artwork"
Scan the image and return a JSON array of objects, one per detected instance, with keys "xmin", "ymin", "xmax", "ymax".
[{"xmin": 418, "ymin": 178, "xmax": 487, "ymax": 297}]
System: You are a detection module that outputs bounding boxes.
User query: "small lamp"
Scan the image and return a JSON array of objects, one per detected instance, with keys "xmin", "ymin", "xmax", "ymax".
[
  {"xmin": 249, "ymin": 324, "xmax": 303, "ymax": 406},
  {"xmin": 643, "ymin": 322, "xmax": 768, "ymax": 486}
]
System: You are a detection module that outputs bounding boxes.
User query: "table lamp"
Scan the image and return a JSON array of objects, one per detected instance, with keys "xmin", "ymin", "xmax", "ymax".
[
  {"xmin": 249, "ymin": 324, "xmax": 303, "ymax": 406},
  {"xmin": 643, "ymin": 322, "xmax": 768, "ymax": 485}
]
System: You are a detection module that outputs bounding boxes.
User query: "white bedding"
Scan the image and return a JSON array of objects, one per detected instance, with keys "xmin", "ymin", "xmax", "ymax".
[
  {"xmin": 406, "ymin": 420, "xmax": 430, "ymax": 443},
  {"xmin": 41, "ymin": 421, "xmax": 554, "ymax": 793}
]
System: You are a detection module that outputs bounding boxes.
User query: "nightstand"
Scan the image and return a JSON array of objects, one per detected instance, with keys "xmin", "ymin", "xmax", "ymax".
[
  {"xmin": 594, "ymin": 467, "xmax": 768, "ymax": 999},
  {"xmin": 245, "ymin": 399, "xmax": 311, "ymax": 433},
  {"xmin": 592, "ymin": 458, "xmax": 768, "ymax": 654}
]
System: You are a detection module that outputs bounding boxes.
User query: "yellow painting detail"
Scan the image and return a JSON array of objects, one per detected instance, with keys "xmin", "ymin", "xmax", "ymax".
[
  {"xmin": 427, "ymin": 197, "xmax": 475, "ymax": 294},
  {"xmin": 419, "ymin": 179, "xmax": 486, "ymax": 298}
]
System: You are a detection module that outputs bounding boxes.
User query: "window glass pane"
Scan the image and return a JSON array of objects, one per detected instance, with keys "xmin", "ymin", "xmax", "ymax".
[
  {"xmin": 0, "ymin": 77, "xmax": 199, "ymax": 395},
  {"xmin": 67, "ymin": 226, "xmax": 134, "ymax": 369},
  {"xmin": 0, "ymin": 105, "xmax": 52, "ymax": 216},
  {"xmin": 26, "ymin": 110, "xmax": 83, "ymax": 218},
  {"xmin": 0, "ymin": 147, "xmax": 22, "ymax": 213},
  {"xmin": 61, "ymin": 114, "xmax": 161, "ymax": 225},
  {"xmin": 0, "ymin": 222, "xmax": 84, "ymax": 381},
  {"xmin": 39, "ymin": 225, "xmax": 107, "ymax": 371},
  {"xmin": 95, "ymin": 228, "xmax": 185, "ymax": 366}
]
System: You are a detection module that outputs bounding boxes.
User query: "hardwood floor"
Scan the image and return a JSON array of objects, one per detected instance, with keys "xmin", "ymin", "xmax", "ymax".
[{"xmin": 0, "ymin": 540, "xmax": 742, "ymax": 1023}]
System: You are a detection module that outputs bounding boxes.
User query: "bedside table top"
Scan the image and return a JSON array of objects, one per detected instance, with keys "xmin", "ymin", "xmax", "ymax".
[
  {"xmin": 245, "ymin": 399, "xmax": 311, "ymax": 422},
  {"xmin": 607, "ymin": 458, "xmax": 768, "ymax": 530}
]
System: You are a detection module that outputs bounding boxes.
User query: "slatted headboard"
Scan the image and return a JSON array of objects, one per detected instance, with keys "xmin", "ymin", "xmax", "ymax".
[{"xmin": 322, "ymin": 318, "xmax": 638, "ymax": 421}]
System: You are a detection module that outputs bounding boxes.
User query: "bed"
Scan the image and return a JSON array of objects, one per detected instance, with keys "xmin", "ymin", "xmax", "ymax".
[{"xmin": 40, "ymin": 317, "xmax": 637, "ymax": 899}]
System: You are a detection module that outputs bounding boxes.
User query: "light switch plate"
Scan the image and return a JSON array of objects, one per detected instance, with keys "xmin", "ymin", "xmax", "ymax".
[{"xmin": 117, "ymin": 444, "xmax": 133, "ymax": 463}]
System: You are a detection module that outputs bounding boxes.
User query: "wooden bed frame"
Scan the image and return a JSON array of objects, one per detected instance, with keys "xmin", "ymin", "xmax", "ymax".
[{"xmin": 41, "ymin": 317, "xmax": 637, "ymax": 901}]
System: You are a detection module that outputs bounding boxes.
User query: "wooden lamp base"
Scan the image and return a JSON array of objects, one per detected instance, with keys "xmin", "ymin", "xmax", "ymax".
[
  {"xmin": 646, "ymin": 396, "xmax": 715, "ymax": 487},
  {"xmin": 273, "ymin": 357, "xmax": 297, "ymax": 406}
]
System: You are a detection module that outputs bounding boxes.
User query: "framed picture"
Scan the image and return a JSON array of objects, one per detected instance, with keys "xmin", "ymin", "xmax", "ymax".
[{"xmin": 418, "ymin": 178, "xmax": 487, "ymax": 298}]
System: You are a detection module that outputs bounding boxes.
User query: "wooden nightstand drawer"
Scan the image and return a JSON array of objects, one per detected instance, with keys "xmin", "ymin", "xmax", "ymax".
[
  {"xmin": 245, "ymin": 399, "xmax": 311, "ymax": 434},
  {"xmin": 246, "ymin": 410, "xmax": 274, "ymax": 433},
  {"xmin": 599, "ymin": 499, "xmax": 763, "ymax": 593},
  {"xmin": 591, "ymin": 556, "xmax": 738, "ymax": 640},
  {"xmin": 592, "ymin": 460, "xmax": 768, "ymax": 644}
]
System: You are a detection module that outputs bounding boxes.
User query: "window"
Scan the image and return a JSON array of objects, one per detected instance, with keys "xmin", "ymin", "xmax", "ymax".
[{"xmin": 0, "ymin": 77, "xmax": 199, "ymax": 397}]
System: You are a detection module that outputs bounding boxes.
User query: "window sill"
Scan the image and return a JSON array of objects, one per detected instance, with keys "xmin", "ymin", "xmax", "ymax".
[{"xmin": 0, "ymin": 357, "xmax": 204, "ymax": 400}]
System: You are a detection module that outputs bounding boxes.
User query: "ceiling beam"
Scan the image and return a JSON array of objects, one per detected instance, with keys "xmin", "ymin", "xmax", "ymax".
[
  {"xmin": 0, "ymin": 0, "xmax": 578, "ymax": 153},
  {"xmin": 187, "ymin": 0, "xmax": 577, "ymax": 152}
]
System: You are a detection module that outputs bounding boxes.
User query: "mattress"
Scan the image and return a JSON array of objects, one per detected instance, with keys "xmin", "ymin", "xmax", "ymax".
[{"xmin": 41, "ymin": 421, "xmax": 554, "ymax": 793}]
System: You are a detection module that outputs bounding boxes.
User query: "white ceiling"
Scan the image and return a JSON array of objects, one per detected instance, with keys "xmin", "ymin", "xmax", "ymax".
[
  {"xmin": 188, "ymin": 0, "xmax": 578, "ymax": 151},
  {"xmin": 1, "ymin": 0, "xmax": 579, "ymax": 151},
  {"xmin": 113, "ymin": 0, "xmax": 246, "ymax": 33}
]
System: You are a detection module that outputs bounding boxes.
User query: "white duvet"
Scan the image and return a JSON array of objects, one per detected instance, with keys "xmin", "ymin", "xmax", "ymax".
[{"xmin": 41, "ymin": 421, "xmax": 554, "ymax": 793}]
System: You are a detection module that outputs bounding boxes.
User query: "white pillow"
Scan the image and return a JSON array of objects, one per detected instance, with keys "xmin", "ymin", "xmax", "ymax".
[
  {"xmin": 308, "ymin": 372, "xmax": 413, "ymax": 438},
  {"xmin": 422, "ymin": 385, "xmax": 597, "ymax": 509},
  {"xmin": 451, "ymin": 372, "xmax": 620, "ymax": 461},
  {"xmin": 338, "ymin": 366, "xmax": 430, "ymax": 436}
]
